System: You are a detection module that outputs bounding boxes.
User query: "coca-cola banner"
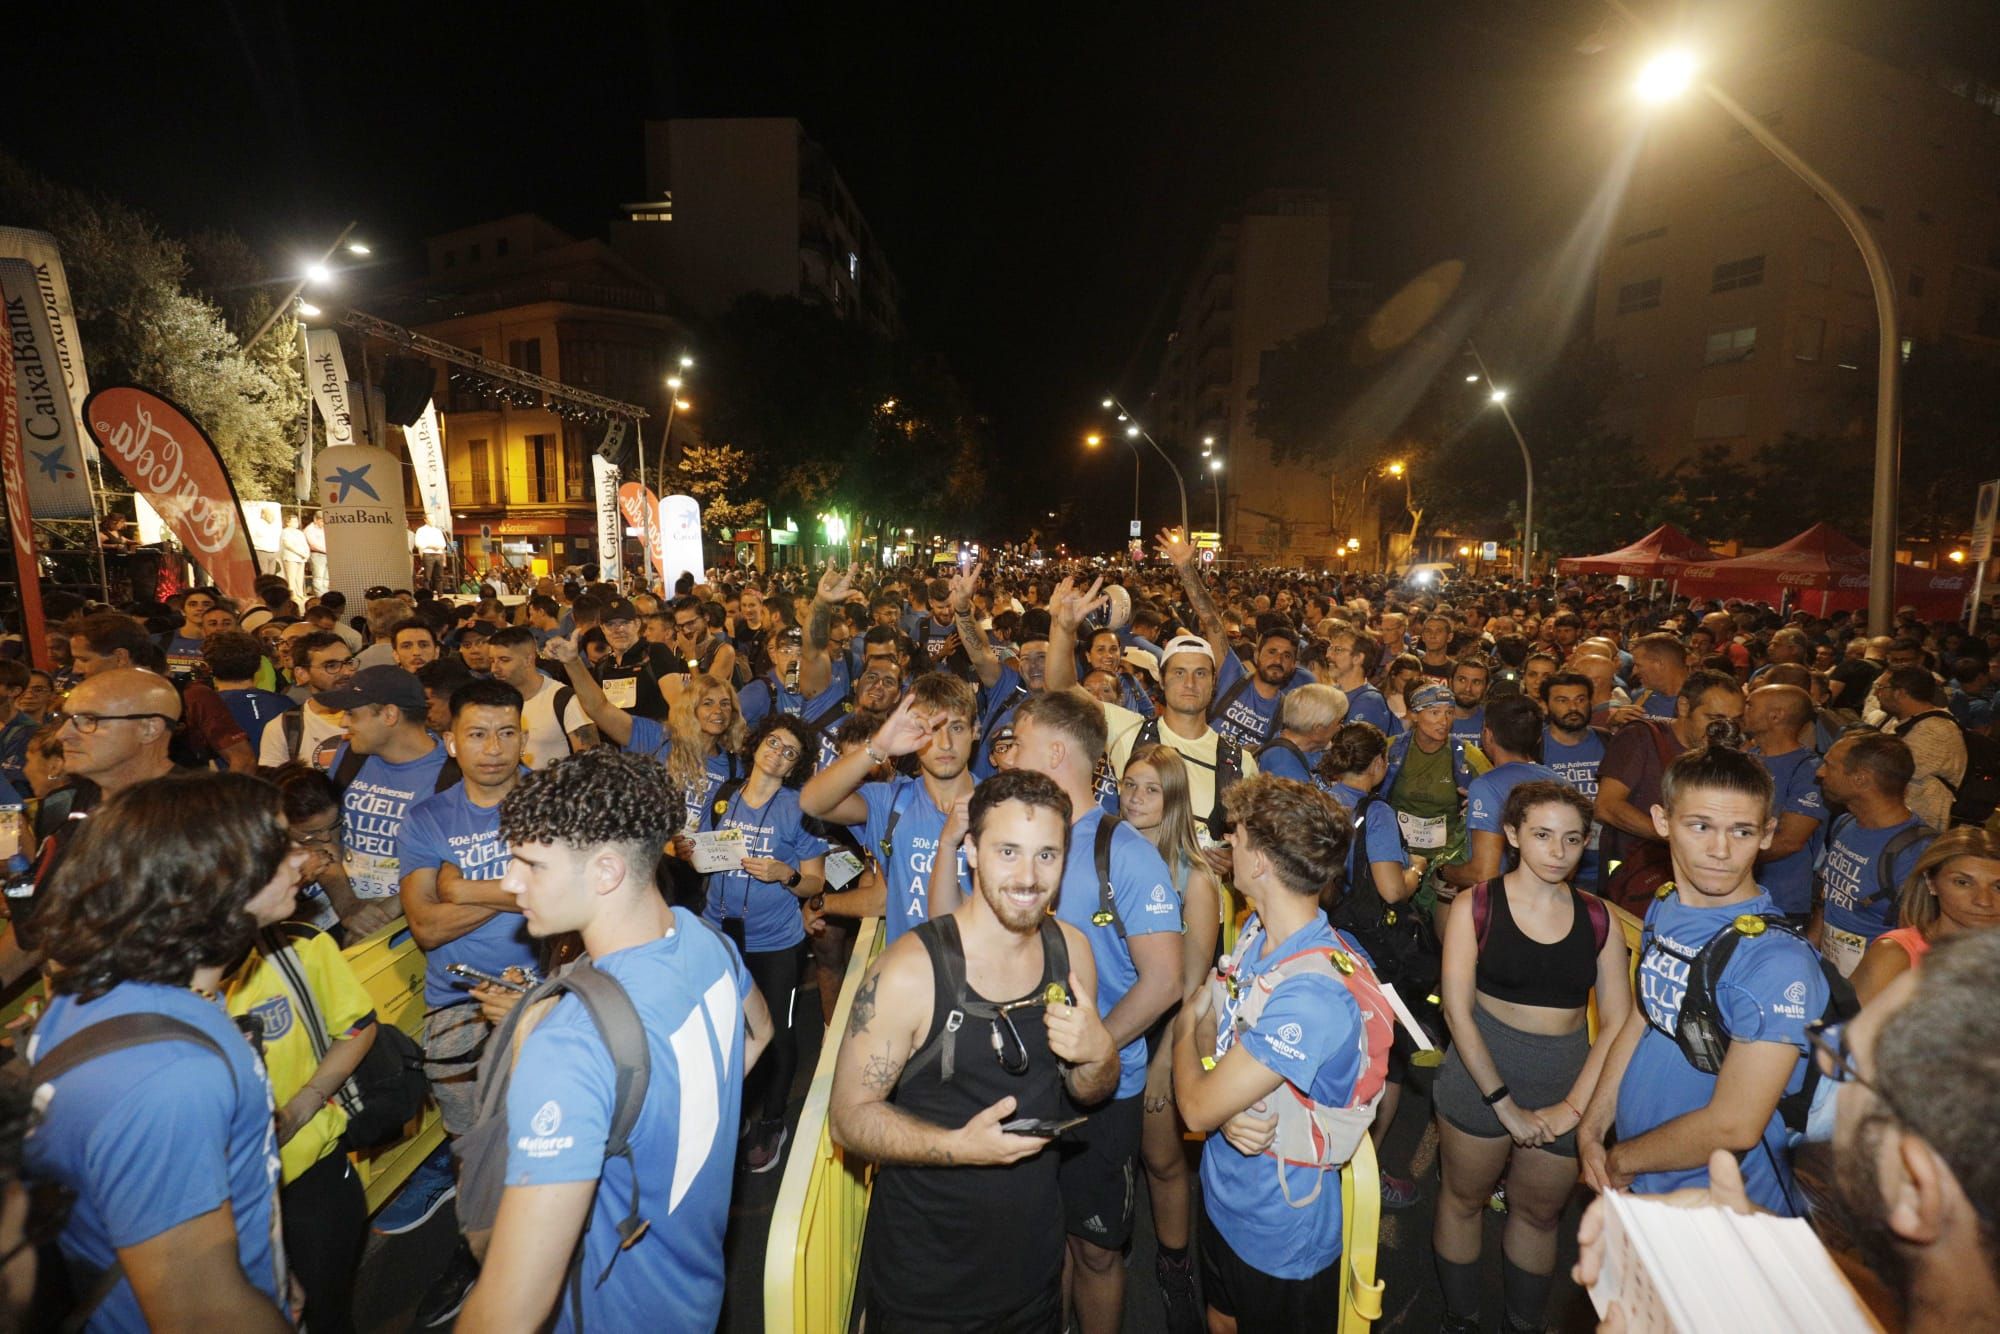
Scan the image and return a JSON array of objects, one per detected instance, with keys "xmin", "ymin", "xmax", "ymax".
[
  {"xmin": 82, "ymin": 385, "xmax": 260, "ymax": 601},
  {"xmin": 617, "ymin": 480, "xmax": 663, "ymax": 583},
  {"xmin": 0, "ymin": 288, "xmax": 48, "ymax": 668},
  {"xmin": 313, "ymin": 444, "xmax": 408, "ymax": 603}
]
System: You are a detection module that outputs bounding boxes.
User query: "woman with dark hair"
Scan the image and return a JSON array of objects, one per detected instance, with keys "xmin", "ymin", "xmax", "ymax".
[
  {"xmin": 697, "ymin": 712, "xmax": 828, "ymax": 1174},
  {"xmin": 267, "ymin": 762, "xmax": 396, "ymax": 942},
  {"xmin": 1430, "ymin": 781, "xmax": 1629, "ymax": 1334},
  {"xmin": 25, "ymin": 772, "xmax": 297, "ymax": 1331}
]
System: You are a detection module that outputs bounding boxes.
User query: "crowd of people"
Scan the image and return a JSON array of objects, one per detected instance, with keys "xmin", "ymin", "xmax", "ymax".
[{"xmin": 0, "ymin": 535, "xmax": 1992, "ymax": 1332}]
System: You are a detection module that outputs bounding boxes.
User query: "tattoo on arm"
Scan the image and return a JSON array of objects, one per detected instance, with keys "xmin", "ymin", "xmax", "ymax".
[
  {"xmin": 1178, "ymin": 563, "xmax": 1225, "ymax": 641},
  {"xmin": 861, "ymin": 1051, "xmax": 903, "ymax": 1093},
  {"xmin": 955, "ymin": 607, "xmax": 996, "ymax": 672},
  {"xmin": 808, "ymin": 598, "xmax": 833, "ymax": 654},
  {"xmin": 847, "ymin": 971, "xmax": 880, "ymax": 1037}
]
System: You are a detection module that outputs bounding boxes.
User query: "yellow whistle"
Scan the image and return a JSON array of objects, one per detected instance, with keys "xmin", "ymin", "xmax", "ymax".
[{"xmin": 1044, "ymin": 981, "xmax": 1070, "ymax": 1007}]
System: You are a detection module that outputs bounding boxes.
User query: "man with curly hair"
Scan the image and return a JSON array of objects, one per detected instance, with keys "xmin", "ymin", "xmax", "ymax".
[{"xmin": 459, "ymin": 747, "xmax": 772, "ymax": 1333}]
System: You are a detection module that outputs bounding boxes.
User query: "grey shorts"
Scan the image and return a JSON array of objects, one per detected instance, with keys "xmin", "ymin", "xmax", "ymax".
[
  {"xmin": 422, "ymin": 1003, "xmax": 493, "ymax": 1136},
  {"xmin": 1433, "ymin": 1005, "xmax": 1590, "ymax": 1157}
]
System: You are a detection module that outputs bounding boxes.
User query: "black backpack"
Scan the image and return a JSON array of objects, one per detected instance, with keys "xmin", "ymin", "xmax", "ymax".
[
  {"xmin": 1642, "ymin": 907, "xmax": 1858, "ymax": 1135},
  {"xmin": 455, "ymin": 960, "xmax": 652, "ymax": 1323},
  {"xmin": 1327, "ymin": 795, "xmax": 1441, "ymax": 1033},
  {"xmin": 1905, "ymin": 710, "xmax": 2000, "ymax": 827},
  {"xmin": 1818, "ymin": 813, "xmax": 1934, "ymax": 914},
  {"xmin": 329, "ymin": 743, "xmax": 462, "ymax": 796},
  {"xmin": 1133, "ymin": 716, "xmax": 1242, "ymax": 843}
]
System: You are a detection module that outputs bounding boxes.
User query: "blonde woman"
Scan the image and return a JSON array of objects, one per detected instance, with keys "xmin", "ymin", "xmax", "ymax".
[
  {"xmin": 1849, "ymin": 825, "xmax": 2000, "ymax": 1005},
  {"xmin": 1120, "ymin": 744, "xmax": 1221, "ymax": 1331}
]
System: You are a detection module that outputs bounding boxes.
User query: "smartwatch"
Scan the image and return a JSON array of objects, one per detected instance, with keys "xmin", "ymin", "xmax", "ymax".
[{"xmin": 784, "ymin": 868, "xmax": 803, "ymax": 889}]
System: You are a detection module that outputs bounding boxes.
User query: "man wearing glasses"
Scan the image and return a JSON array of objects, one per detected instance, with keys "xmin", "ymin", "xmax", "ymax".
[
  {"xmin": 260, "ymin": 631, "xmax": 356, "ymax": 769},
  {"xmin": 593, "ymin": 597, "xmax": 677, "ymax": 721},
  {"xmin": 13, "ymin": 669, "xmax": 182, "ymax": 950},
  {"xmin": 832, "ymin": 768, "xmax": 1117, "ymax": 1334},
  {"xmin": 668, "ymin": 596, "xmax": 737, "ymax": 685}
]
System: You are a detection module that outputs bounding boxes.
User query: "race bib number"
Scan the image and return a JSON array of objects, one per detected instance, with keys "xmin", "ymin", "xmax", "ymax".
[
  {"xmin": 689, "ymin": 828, "xmax": 746, "ymax": 874},
  {"xmin": 1397, "ymin": 810, "xmax": 1448, "ymax": 851},
  {"xmin": 603, "ymin": 675, "xmax": 638, "ymax": 709},
  {"xmin": 825, "ymin": 848, "xmax": 864, "ymax": 892},
  {"xmin": 1820, "ymin": 925, "xmax": 1868, "ymax": 979}
]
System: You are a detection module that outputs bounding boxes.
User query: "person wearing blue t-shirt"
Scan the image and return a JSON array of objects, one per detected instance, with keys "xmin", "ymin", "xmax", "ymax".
[
  {"xmin": 317, "ymin": 665, "xmax": 450, "ymax": 902},
  {"xmin": 1622, "ymin": 633, "xmax": 1689, "ymax": 724},
  {"xmin": 739, "ymin": 624, "xmax": 851, "ymax": 734},
  {"xmin": 1324, "ymin": 627, "xmax": 1402, "ymax": 738},
  {"xmin": 1815, "ymin": 732, "xmax": 1937, "ymax": 978},
  {"xmin": 1083, "ymin": 626, "xmax": 1157, "ymax": 719},
  {"xmin": 1744, "ymin": 684, "xmax": 1828, "ymax": 920},
  {"xmin": 1447, "ymin": 656, "xmax": 1490, "ymax": 752},
  {"xmin": 204, "ymin": 630, "xmax": 297, "ymax": 753},
  {"xmin": 1444, "ymin": 695, "xmax": 1573, "ymax": 895},
  {"xmin": 1540, "ymin": 672, "xmax": 1610, "ymax": 889},
  {"xmin": 801, "ymin": 675, "xmax": 978, "ymax": 943},
  {"xmin": 462, "ymin": 748, "xmax": 772, "ymax": 1334},
  {"xmin": 26, "ymin": 772, "xmax": 294, "ymax": 1332},
  {"xmin": 698, "ymin": 714, "xmax": 828, "ymax": 1172},
  {"xmin": 1209, "ymin": 624, "xmax": 1298, "ymax": 751},
  {"xmin": 1173, "ymin": 775, "xmax": 1382, "ymax": 1328},
  {"xmin": 1252, "ymin": 683, "xmax": 1347, "ymax": 791},
  {"xmin": 1578, "ymin": 732, "xmax": 1829, "ymax": 1216},
  {"xmin": 1011, "ymin": 687, "xmax": 1182, "ymax": 1332},
  {"xmin": 397, "ymin": 680, "xmax": 537, "ymax": 1135}
]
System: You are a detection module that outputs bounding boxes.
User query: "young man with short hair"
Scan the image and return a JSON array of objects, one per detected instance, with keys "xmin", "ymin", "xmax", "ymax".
[
  {"xmin": 204, "ymin": 630, "xmax": 296, "ymax": 753},
  {"xmin": 1744, "ymin": 683, "xmax": 1827, "ymax": 921},
  {"xmin": 1447, "ymin": 656, "xmax": 1491, "ymax": 751},
  {"xmin": 1815, "ymin": 733, "xmax": 1936, "ymax": 977},
  {"xmin": 265, "ymin": 632, "xmax": 358, "ymax": 772},
  {"xmin": 460, "ymin": 748, "xmax": 769, "ymax": 1332},
  {"xmin": 317, "ymin": 666, "xmax": 449, "ymax": 903},
  {"xmin": 487, "ymin": 626, "xmax": 596, "ymax": 769}
]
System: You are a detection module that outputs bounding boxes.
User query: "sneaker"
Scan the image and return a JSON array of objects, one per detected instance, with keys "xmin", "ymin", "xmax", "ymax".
[
  {"xmin": 1155, "ymin": 1250, "xmax": 1202, "ymax": 1334},
  {"xmin": 1378, "ymin": 1171, "xmax": 1421, "ymax": 1210},
  {"xmin": 373, "ymin": 1144, "xmax": 457, "ymax": 1235},
  {"xmin": 414, "ymin": 1241, "xmax": 480, "ymax": 1328},
  {"xmin": 744, "ymin": 1120, "xmax": 790, "ymax": 1174}
]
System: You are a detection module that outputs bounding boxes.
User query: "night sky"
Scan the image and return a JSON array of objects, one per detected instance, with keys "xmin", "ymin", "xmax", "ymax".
[{"xmin": 11, "ymin": 0, "xmax": 1999, "ymax": 531}]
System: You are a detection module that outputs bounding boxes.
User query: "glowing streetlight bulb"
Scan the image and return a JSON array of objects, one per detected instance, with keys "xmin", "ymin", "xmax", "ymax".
[
  {"xmin": 1085, "ymin": 433, "xmax": 1102, "ymax": 447},
  {"xmin": 1387, "ymin": 462, "xmax": 1405, "ymax": 477},
  {"xmin": 1636, "ymin": 49, "xmax": 1699, "ymax": 103},
  {"xmin": 1209, "ymin": 458, "xmax": 1223, "ymax": 473},
  {"xmin": 297, "ymin": 301, "xmax": 321, "ymax": 318},
  {"xmin": 1125, "ymin": 425, "xmax": 1140, "ymax": 439},
  {"xmin": 1202, "ymin": 435, "xmax": 1215, "ymax": 447},
  {"xmin": 679, "ymin": 355, "xmax": 694, "ymax": 368},
  {"xmin": 304, "ymin": 262, "xmax": 334, "ymax": 286},
  {"xmin": 674, "ymin": 398, "xmax": 691, "ymax": 411},
  {"xmin": 1346, "ymin": 537, "xmax": 1361, "ymax": 550},
  {"xmin": 667, "ymin": 376, "xmax": 682, "ymax": 390},
  {"xmin": 1465, "ymin": 373, "xmax": 1479, "ymax": 382},
  {"xmin": 1490, "ymin": 388, "xmax": 1509, "ymax": 404},
  {"xmin": 345, "ymin": 242, "xmax": 371, "ymax": 256},
  {"xmin": 1101, "ymin": 398, "xmax": 1115, "ymax": 409}
]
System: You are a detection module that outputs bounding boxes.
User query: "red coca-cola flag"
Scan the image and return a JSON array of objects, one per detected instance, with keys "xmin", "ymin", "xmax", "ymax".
[
  {"xmin": 83, "ymin": 386, "xmax": 260, "ymax": 601},
  {"xmin": 617, "ymin": 481, "xmax": 665, "ymax": 583}
]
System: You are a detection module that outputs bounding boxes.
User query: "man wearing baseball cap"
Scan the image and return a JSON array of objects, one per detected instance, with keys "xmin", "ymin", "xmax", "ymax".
[
  {"xmin": 594, "ymin": 596, "xmax": 678, "ymax": 721},
  {"xmin": 317, "ymin": 665, "xmax": 452, "ymax": 903}
]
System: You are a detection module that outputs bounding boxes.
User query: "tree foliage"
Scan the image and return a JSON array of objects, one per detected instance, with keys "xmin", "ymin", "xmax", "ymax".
[
  {"xmin": 0, "ymin": 152, "xmax": 303, "ymax": 501},
  {"xmin": 676, "ymin": 443, "xmax": 765, "ymax": 537}
]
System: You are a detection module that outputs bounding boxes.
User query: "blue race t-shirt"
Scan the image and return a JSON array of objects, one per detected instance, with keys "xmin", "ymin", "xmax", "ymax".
[
  {"xmin": 163, "ymin": 632, "xmax": 205, "ymax": 676},
  {"xmin": 1465, "ymin": 760, "xmax": 1567, "ymax": 835},
  {"xmin": 860, "ymin": 775, "xmax": 972, "ymax": 944},
  {"xmin": 1331, "ymin": 783, "xmax": 1408, "ymax": 873},
  {"xmin": 398, "ymin": 782, "xmax": 537, "ymax": 1007},
  {"xmin": 699, "ymin": 785, "xmax": 829, "ymax": 952},
  {"xmin": 624, "ymin": 713, "xmax": 675, "ymax": 766},
  {"xmin": 1637, "ymin": 689, "xmax": 1679, "ymax": 721},
  {"xmin": 1756, "ymin": 748, "xmax": 1827, "ymax": 918},
  {"xmin": 1200, "ymin": 912, "xmax": 1364, "ymax": 1279},
  {"xmin": 1211, "ymin": 652, "xmax": 1284, "ymax": 751},
  {"xmin": 27, "ymin": 983, "xmax": 285, "ymax": 1331},
  {"xmin": 973, "ymin": 665, "xmax": 1032, "ymax": 780},
  {"xmin": 1050, "ymin": 807, "xmax": 1180, "ymax": 1098},
  {"xmin": 1541, "ymin": 727, "xmax": 1606, "ymax": 799},
  {"xmin": 1619, "ymin": 891, "xmax": 1827, "ymax": 1214},
  {"xmin": 216, "ymin": 687, "xmax": 296, "ymax": 753},
  {"xmin": 335, "ymin": 741, "xmax": 451, "ymax": 900},
  {"xmin": 1342, "ymin": 683, "xmax": 1402, "ymax": 738},
  {"xmin": 1254, "ymin": 739, "xmax": 1319, "ymax": 788},
  {"xmin": 738, "ymin": 662, "xmax": 850, "ymax": 733},
  {"xmin": 504, "ymin": 911, "xmax": 751, "ymax": 1333},
  {"xmin": 1819, "ymin": 815, "xmax": 1933, "ymax": 944},
  {"xmin": 1449, "ymin": 707, "xmax": 1486, "ymax": 751}
]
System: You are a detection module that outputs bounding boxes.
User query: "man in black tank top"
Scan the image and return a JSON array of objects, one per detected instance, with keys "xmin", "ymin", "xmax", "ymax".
[{"xmin": 832, "ymin": 770, "xmax": 1119, "ymax": 1332}]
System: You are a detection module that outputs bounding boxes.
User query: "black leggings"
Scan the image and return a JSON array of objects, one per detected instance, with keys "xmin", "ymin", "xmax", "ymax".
[
  {"xmin": 743, "ymin": 942, "xmax": 805, "ymax": 1123},
  {"xmin": 282, "ymin": 1150, "xmax": 368, "ymax": 1334}
]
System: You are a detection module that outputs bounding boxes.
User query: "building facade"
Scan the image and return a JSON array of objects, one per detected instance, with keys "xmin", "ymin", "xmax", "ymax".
[
  {"xmin": 610, "ymin": 117, "xmax": 904, "ymax": 338},
  {"xmin": 1592, "ymin": 39, "xmax": 2000, "ymax": 463},
  {"xmin": 1148, "ymin": 190, "xmax": 1362, "ymax": 567},
  {"xmin": 381, "ymin": 214, "xmax": 692, "ymax": 575}
]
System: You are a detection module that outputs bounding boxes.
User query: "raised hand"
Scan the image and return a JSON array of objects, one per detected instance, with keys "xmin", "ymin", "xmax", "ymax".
[
  {"xmin": 871, "ymin": 692, "xmax": 945, "ymax": 758},
  {"xmin": 1049, "ymin": 575, "xmax": 1106, "ymax": 635},
  {"xmin": 544, "ymin": 635, "xmax": 580, "ymax": 664},
  {"xmin": 816, "ymin": 563, "xmax": 855, "ymax": 604},
  {"xmin": 947, "ymin": 561, "xmax": 982, "ymax": 613},
  {"xmin": 1157, "ymin": 529, "xmax": 1194, "ymax": 569}
]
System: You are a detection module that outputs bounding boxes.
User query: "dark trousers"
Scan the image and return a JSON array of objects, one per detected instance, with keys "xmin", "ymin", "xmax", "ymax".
[
  {"xmin": 282, "ymin": 1150, "xmax": 368, "ymax": 1334},
  {"xmin": 743, "ymin": 943, "xmax": 805, "ymax": 1123}
]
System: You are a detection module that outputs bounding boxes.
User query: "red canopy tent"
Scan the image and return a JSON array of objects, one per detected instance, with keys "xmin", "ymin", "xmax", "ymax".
[
  {"xmin": 1555, "ymin": 524, "xmax": 1720, "ymax": 579},
  {"xmin": 1674, "ymin": 522, "xmax": 1971, "ymax": 618}
]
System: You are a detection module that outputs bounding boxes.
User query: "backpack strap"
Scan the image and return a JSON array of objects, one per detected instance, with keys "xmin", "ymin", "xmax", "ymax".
[
  {"xmin": 31, "ymin": 1012, "xmax": 238, "ymax": 1093},
  {"xmin": 553, "ymin": 684, "xmax": 578, "ymax": 755},
  {"xmin": 1582, "ymin": 892, "xmax": 1611, "ymax": 953},
  {"xmin": 902, "ymin": 916, "xmax": 974, "ymax": 1085},
  {"xmin": 434, "ymin": 757, "xmax": 462, "ymax": 794},
  {"xmin": 1471, "ymin": 879, "xmax": 1494, "ymax": 952},
  {"xmin": 877, "ymin": 780, "xmax": 910, "ymax": 869},
  {"xmin": 1256, "ymin": 736, "xmax": 1308, "ymax": 776},
  {"xmin": 330, "ymin": 743, "xmax": 365, "ymax": 793},
  {"xmin": 1208, "ymin": 672, "xmax": 1254, "ymax": 724},
  {"xmin": 1091, "ymin": 813, "xmax": 1125, "ymax": 939},
  {"xmin": 281, "ymin": 708, "xmax": 304, "ymax": 761},
  {"xmin": 1860, "ymin": 823, "xmax": 1934, "ymax": 908}
]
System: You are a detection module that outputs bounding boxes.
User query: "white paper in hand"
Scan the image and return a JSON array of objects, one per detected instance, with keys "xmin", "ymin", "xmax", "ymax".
[{"xmin": 689, "ymin": 827, "xmax": 746, "ymax": 874}]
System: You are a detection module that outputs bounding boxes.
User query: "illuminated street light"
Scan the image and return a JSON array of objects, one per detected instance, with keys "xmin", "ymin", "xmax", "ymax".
[
  {"xmin": 1464, "ymin": 373, "xmax": 1480, "ymax": 383},
  {"xmin": 1386, "ymin": 461, "xmax": 1405, "ymax": 477},
  {"xmin": 297, "ymin": 301, "xmax": 321, "ymax": 318},
  {"xmin": 1489, "ymin": 387, "xmax": 1509, "ymax": 404},
  {"xmin": 1101, "ymin": 398, "xmax": 1115, "ymax": 409},
  {"xmin": 1635, "ymin": 49, "xmax": 1699, "ymax": 103},
  {"xmin": 1346, "ymin": 537, "xmax": 1361, "ymax": 551},
  {"xmin": 1100, "ymin": 394, "xmax": 1189, "ymax": 532},
  {"xmin": 1209, "ymin": 458, "xmax": 1223, "ymax": 474},
  {"xmin": 1085, "ymin": 433, "xmax": 1102, "ymax": 447},
  {"xmin": 679, "ymin": 354, "xmax": 695, "ymax": 369},
  {"xmin": 1125, "ymin": 425, "xmax": 1140, "ymax": 439},
  {"xmin": 674, "ymin": 398, "xmax": 691, "ymax": 411},
  {"xmin": 345, "ymin": 242, "xmax": 371, "ymax": 257},
  {"xmin": 1459, "ymin": 545, "xmax": 1473, "ymax": 557},
  {"xmin": 666, "ymin": 375, "xmax": 682, "ymax": 390},
  {"xmin": 304, "ymin": 262, "xmax": 334, "ymax": 286},
  {"xmin": 1950, "ymin": 550, "xmax": 1968, "ymax": 563},
  {"xmin": 244, "ymin": 220, "xmax": 364, "ymax": 352}
]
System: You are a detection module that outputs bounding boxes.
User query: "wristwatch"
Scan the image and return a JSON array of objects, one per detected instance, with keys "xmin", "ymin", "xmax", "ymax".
[{"xmin": 784, "ymin": 868, "xmax": 803, "ymax": 889}]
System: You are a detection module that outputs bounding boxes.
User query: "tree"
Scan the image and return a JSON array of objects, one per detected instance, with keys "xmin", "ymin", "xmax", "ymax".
[
  {"xmin": 0, "ymin": 152, "xmax": 304, "ymax": 501},
  {"xmin": 677, "ymin": 443, "xmax": 764, "ymax": 538}
]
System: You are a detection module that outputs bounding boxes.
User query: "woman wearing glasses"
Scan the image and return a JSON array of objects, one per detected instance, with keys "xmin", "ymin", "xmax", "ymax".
[
  {"xmin": 269, "ymin": 765, "xmax": 399, "ymax": 944},
  {"xmin": 697, "ymin": 714, "xmax": 828, "ymax": 1174},
  {"xmin": 1118, "ymin": 744, "xmax": 1221, "ymax": 1331},
  {"xmin": 1848, "ymin": 825, "xmax": 2000, "ymax": 1005}
]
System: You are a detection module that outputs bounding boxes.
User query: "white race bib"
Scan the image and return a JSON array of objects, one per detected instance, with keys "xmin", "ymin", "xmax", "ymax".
[
  {"xmin": 1396, "ymin": 810, "xmax": 1448, "ymax": 851},
  {"xmin": 603, "ymin": 675, "xmax": 638, "ymax": 709},
  {"xmin": 1820, "ymin": 925, "xmax": 1868, "ymax": 978},
  {"xmin": 689, "ymin": 827, "xmax": 746, "ymax": 874},
  {"xmin": 825, "ymin": 848, "xmax": 865, "ymax": 892}
]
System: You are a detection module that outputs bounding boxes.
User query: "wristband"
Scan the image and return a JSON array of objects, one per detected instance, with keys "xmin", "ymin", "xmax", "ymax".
[
  {"xmin": 864, "ymin": 742, "xmax": 888, "ymax": 766},
  {"xmin": 1481, "ymin": 1084, "xmax": 1511, "ymax": 1107}
]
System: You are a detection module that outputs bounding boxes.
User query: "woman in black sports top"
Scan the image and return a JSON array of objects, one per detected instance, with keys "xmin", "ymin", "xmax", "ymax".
[{"xmin": 1429, "ymin": 781, "xmax": 1633, "ymax": 1334}]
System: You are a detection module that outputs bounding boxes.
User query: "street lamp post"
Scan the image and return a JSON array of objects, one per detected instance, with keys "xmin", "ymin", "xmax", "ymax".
[
  {"xmin": 1207, "ymin": 457, "xmax": 1224, "ymax": 541},
  {"xmin": 1101, "ymin": 397, "xmax": 1189, "ymax": 536},
  {"xmin": 640, "ymin": 355, "xmax": 694, "ymax": 591},
  {"xmin": 245, "ymin": 221, "xmax": 366, "ymax": 353},
  {"xmin": 1466, "ymin": 341, "xmax": 1533, "ymax": 583},
  {"xmin": 1636, "ymin": 47, "xmax": 1900, "ymax": 635}
]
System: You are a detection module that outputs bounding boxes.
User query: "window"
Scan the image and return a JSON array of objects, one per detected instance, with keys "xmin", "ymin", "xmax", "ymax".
[
  {"xmin": 1692, "ymin": 395, "xmax": 1750, "ymax": 439},
  {"xmin": 848, "ymin": 250, "xmax": 859, "ymax": 280},
  {"xmin": 561, "ymin": 428, "xmax": 587, "ymax": 501},
  {"xmin": 527, "ymin": 433, "xmax": 559, "ymax": 503},
  {"xmin": 1908, "ymin": 268, "xmax": 1926, "ymax": 298},
  {"xmin": 467, "ymin": 439, "xmax": 491, "ymax": 504},
  {"xmin": 1621, "ymin": 226, "xmax": 1667, "ymax": 246},
  {"xmin": 1711, "ymin": 255, "xmax": 1765, "ymax": 293},
  {"xmin": 1802, "ymin": 238, "xmax": 1834, "ymax": 285},
  {"xmin": 1616, "ymin": 277, "xmax": 1662, "ymax": 314},
  {"xmin": 1795, "ymin": 316, "xmax": 1824, "ymax": 361},
  {"xmin": 1704, "ymin": 325, "xmax": 1757, "ymax": 364},
  {"xmin": 1836, "ymin": 325, "xmax": 1872, "ymax": 370},
  {"xmin": 468, "ymin": 243, "xmax": 481, "ymax": 263},
  {"xmin": 496, "ymin": 237, "xmax": 510, "ymax": 258},
  {"xmin": 508, "ymin": 338, "xmax": 542, "ymax": 375}
]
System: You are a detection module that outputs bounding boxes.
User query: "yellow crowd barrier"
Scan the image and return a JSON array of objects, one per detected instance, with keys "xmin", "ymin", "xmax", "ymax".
[
  {"xmin": 1340, "ymin": 1134, "xmax": 1386, "ymax": 1332},
  {"xmin": 764, "ymin": 917, "xmax": 882, "ymax": 1334}
]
